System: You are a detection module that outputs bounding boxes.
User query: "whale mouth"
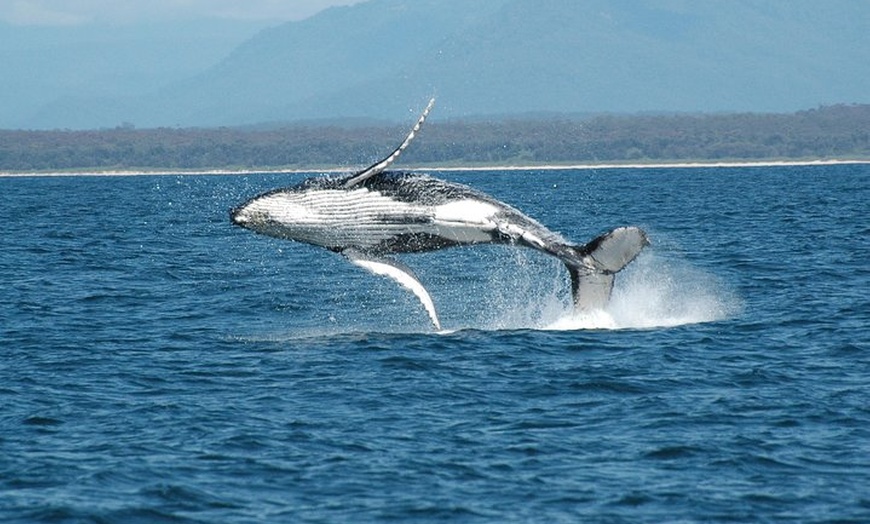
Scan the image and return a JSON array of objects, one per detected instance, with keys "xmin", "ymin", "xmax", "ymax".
[{"xmin": 230, "ymin": 205, "xmax": 250, "ymax": 226}]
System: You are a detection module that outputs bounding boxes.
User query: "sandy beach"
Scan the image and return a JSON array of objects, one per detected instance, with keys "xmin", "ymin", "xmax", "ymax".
[{"xmin": 1, "ymin": 158, "xmax": 868, "ymax": 178}]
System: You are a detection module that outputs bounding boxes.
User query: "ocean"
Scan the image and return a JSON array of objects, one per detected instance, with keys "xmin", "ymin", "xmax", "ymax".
[{"xmin": 1, "ymin": 164, "xmax": 868, "ymax": 522}]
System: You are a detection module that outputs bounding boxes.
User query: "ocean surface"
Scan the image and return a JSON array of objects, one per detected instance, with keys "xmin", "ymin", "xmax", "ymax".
[{"xmin": 1, "ymin": 164, "xmax": 868, "ymax": 522}]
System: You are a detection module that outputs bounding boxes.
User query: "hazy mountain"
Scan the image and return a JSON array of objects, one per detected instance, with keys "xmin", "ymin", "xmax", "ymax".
[
  {"xmin": 10, "ymin": 0, "xmax": 870, "ymax": 129},
  {"xmin": 0, "ymin": 19, "xmax": 271, "ymax": 129}
]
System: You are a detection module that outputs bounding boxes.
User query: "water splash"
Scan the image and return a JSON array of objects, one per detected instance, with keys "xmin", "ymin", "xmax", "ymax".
[
  {"xmin": 239, "ymin": 247, "xmax": 740, "ymax": 338},
  {"xmin": 542, "ymin": 252, "xmax": 741, "ymax": 330}
]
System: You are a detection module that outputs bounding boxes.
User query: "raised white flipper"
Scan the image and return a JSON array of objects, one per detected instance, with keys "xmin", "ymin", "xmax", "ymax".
[
  {"xmin": 343, "ymin": 249, "xmax": 441, "ymax": 330},
  {"xmin": 343, "ymin": 98, "xmax": 435, "ymax": 188}
]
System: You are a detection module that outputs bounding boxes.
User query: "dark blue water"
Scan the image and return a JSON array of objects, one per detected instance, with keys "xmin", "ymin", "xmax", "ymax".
[{"xmin": 1, "ymin": 164, "xmax": 868, "ymax": 522}]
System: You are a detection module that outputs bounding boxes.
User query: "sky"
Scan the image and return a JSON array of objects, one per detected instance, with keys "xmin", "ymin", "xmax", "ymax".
[{"xmin": 0, "ymin": 0, "xmax": 362, "ymax": 25}]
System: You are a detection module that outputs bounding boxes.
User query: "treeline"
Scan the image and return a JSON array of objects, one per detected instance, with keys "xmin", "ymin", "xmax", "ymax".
[{"xmin": 1, "ymin": 104, "xmax": 868, "ymax": 172}]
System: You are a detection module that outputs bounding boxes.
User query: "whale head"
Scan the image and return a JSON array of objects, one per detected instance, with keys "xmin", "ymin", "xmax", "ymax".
[{"xmin": 231, "ymin": 190, "xmax": 319, "ymax": 242}]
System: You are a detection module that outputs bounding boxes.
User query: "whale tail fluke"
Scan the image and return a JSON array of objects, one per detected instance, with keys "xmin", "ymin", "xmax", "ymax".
[{"xmin": 567, "ymin": 227, "xmax": 649, "ymax": 312}]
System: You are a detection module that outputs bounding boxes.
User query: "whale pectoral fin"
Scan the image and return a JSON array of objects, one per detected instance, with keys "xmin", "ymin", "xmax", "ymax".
[
  {"xmin": 343, "ymin": 249, "xmax": 441, "ymax": 330},
  {"xmin": 343, "ymin": 97, "xmax": 435, "ymax": 188}
]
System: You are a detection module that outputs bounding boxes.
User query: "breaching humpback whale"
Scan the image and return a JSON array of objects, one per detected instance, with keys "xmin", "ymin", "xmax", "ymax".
[{"xmin": 231, "ymin": 99, "xmax": 648, "ymax": 329}]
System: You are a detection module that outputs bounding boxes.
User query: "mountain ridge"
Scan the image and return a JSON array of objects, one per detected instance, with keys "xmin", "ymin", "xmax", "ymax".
[{"xmin": 10, "ymin": 0, "xmax": 870, "ymax": 129}]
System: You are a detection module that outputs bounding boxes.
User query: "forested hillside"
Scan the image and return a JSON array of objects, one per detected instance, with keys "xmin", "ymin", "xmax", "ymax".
[{"xmin": 2, "ymin": 104, "xmax": 868, "ymax": 172}]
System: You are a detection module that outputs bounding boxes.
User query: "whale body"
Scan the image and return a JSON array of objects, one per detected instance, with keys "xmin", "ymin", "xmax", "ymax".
[{"xmin": 231, "ymin": 99, "xmax": 648, "ymax": 329}]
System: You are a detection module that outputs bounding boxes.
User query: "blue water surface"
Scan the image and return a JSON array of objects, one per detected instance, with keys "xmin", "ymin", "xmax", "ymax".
[{"xmin": 1, "ymin": 164, "xmax": 868, "ymax": 522}]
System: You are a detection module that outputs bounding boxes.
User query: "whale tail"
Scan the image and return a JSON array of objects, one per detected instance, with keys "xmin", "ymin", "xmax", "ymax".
[{"xmin": 565, "ymin": 227, "xmax": 648, "ymax": 312}]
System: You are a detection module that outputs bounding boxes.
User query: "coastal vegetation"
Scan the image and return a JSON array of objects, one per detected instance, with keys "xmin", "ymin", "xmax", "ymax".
[{"xmin": 1, "ymin": 104, "xmax": 868, "ymax": 172}]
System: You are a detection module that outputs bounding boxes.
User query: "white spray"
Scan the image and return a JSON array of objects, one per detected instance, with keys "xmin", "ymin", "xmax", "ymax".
[{"xmin": 542, "ymin": 251, "xmax": 741, "ymax": 330}]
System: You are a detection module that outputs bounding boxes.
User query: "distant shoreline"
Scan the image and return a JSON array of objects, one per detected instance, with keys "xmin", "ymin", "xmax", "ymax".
[{"xmin": 1, "ymin": 158, "xmax": 868, "ymax": 178}]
